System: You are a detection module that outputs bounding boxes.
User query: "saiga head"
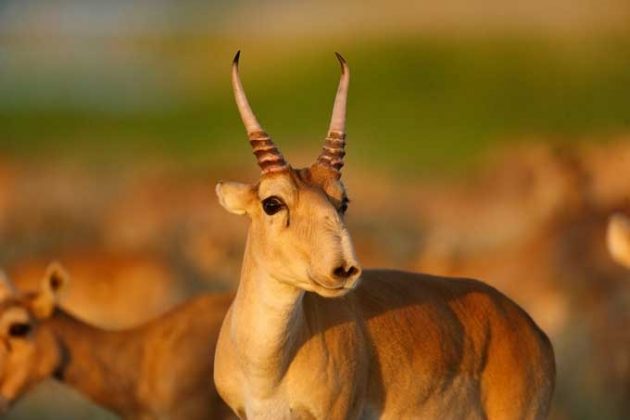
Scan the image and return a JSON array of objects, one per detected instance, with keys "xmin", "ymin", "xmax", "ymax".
[
  {"xmin": 216, "ymin": 52, "xmax": 361, "ymax": 298},
  {"xmin": 0, "ymin": 263, "xmax": 68, "ymax": 413}
]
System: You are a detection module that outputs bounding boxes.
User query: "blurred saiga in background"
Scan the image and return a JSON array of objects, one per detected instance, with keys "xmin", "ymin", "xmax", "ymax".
[{"xmin": 0, "ymin": 1, "xmax": 629, "ymax": 419}]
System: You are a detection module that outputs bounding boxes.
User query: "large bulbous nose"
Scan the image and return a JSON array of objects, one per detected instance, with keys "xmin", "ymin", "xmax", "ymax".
[
  {"xmin": 333, "ymin": 264, "xmax": 359, "ymax": 280},
  {"xmin": 332, "ymin": 263, "xmax": 361, "ymax": 286}
]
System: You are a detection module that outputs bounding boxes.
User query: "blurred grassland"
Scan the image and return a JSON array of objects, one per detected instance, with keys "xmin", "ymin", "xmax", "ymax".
[
  {"xmin": 2, "ymin": 35, "xmax": 630, "ymax": 176},
  {"xmin": 2, "ymin": 26, "xmax": 630, "ymax": 420}
]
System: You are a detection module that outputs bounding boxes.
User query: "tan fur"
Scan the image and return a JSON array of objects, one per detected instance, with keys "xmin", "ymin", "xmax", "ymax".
[
  {"xmin": 216, "ymin": 55, "xmax": 554, "ymax": 418},
  {"xmin": 607, "ymin": 213, "xmax": 630, "ymax": 269},
  {"xmin": 7, "ymin": 251, "xmax": 182, "ymax": 329},
  {"xmin": 214, "ymin": 167, "xmax": 556, "ymax": 419},
  {"xmin": 0, "ymin": 265, "xmax": 235, "ymax": 420}
]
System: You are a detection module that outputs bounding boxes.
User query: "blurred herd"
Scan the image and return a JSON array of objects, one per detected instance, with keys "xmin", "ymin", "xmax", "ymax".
[
  {"xmin": 1, "ymin": 0, "xmax": 630, "ymax": 419},
  {"xmin": 0, "ymin": 140, "xmax": 627, "ymax": 418}
]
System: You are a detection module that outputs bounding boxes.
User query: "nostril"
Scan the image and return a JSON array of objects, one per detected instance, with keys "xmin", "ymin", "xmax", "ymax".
[{"xmin": 333, "ymin": 265, "xmax": 359, "ymax": 279}]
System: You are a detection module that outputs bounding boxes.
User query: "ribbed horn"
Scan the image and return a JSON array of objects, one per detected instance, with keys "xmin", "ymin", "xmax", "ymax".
[
  {"xmin": 232, "ymin": 51, "xmax": 288, "ymax": 174},
  {"xmin": 316, "ymin": 52, "xmax": 349, "ymax": 175}
]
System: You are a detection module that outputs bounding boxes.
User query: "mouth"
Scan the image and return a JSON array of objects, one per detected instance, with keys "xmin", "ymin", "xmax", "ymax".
[{"xmin": 310, "ymin": 276, "xmax": 359, "ymax": 298}]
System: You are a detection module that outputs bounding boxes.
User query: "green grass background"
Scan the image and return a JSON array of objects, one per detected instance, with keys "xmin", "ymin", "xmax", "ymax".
[{"xmin": 2, "ymin": 35, "xmax": 629, "ymax": 177}]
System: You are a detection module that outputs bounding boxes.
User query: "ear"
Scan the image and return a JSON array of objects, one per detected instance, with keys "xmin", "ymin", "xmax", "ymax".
[
  {"xmin": 31, "ymin": 262, "xmax": 70, "ymax": 319},
  {"xmin": 216, "ymin": 181, "xmax": 255, "ymax": 215},
  {"xmin": 607, "ymin": 213, "xmax": 630, "ymax": 269},
  {"xmin": 0, "ymin": 271, "xmax": 15, "ymax": 301}
]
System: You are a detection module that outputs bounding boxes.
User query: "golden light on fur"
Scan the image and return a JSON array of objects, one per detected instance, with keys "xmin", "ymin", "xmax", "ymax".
[
  {"xmin": 0, "ymin": 264, "xmax": 234, "ymax": 419},
  {"xmin": 607, "ymin": 213, "xmax": 630, "ymax": 269},
  {"xmin": 214, "ymin": 54, "xmax": 556, "ymax": 419}
]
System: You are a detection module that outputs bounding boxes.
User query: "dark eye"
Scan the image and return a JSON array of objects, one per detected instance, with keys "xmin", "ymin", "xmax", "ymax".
[
  {"xmin": 262, "ymin": 196, "xmax": 284, "ymax": 215},
  {"xmin": 8, "ymin": 323, "xmax": 31, "ymax": 338},
  {"xmin": 339, "ymin": 199, "xmax": 349, "ymax": 215}
]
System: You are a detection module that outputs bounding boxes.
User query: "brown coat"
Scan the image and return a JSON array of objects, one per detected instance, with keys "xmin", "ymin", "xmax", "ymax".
[{"xmin": 0, "ymin": 269, "xmax": 234, "ymax": 420}]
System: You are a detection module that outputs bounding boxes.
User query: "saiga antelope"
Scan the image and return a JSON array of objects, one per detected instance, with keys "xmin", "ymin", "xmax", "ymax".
[
  {"xmin": 0, "ymin": 264, "xmax": 234, "ymax": 420},
  {"xmin": 213, "ymin": 52, "xmax": 555, "ymax": 419},
  {"xmin": 8, "ymin": 251, "xmax": 182, "ymax": 329},
  {"xmin": 607, "ymin": 213, "xmax": 630, "ymax": 269}
]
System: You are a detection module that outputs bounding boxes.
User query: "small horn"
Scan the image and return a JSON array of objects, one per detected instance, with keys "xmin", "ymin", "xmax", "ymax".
[
  {"xmin": 232, "ymin": 51, "xmax": 288, "ymax": 174},
  {"xmin": 316, "ymin": 52, "xmax": 349, "ymax": 175}
]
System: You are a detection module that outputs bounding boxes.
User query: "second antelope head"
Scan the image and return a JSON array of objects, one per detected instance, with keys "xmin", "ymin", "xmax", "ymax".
[
  {"xmin": 216, "ymin": 52, "xmax": 361, "ymax": 297},
  {"xmin": 0, "ymin": 264, "xmax": 68, "ymax": 412}
]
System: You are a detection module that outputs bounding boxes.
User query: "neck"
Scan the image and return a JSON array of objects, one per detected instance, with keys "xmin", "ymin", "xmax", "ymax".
[
  {"xmin": 42, "ymin": 310, "xmax": 140, "ymax": 414},
  {"xmin": 230, "ymin": 233, "xmax": 306, "ymax": 396}
]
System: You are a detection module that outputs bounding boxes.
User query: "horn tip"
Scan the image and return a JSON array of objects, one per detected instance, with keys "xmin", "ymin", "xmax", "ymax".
[
  {"xmin": 334, "ymin": 52, "xmax": 347, "ymax": 74},
  {"xmin": 233, "ymin": 50, "xmax": 241, "ymax": 65}
]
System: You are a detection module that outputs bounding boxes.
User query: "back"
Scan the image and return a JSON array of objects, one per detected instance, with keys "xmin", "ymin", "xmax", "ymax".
[
  {"xmin": 353, "ymin": 270, "xmax": 555, "ymax": 418},
  {"xmin": 135, "ymin": 293, "xmax": 235, "ymax": 419}
]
